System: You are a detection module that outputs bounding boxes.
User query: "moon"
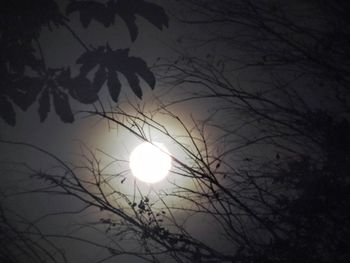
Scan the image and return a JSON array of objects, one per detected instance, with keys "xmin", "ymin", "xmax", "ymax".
[{"xmin": 129, "ymin": 142, "xmax": 172, "ymax": 183}]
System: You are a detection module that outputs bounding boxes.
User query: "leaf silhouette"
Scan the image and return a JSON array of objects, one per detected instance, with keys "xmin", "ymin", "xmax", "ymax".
[
  {"xmin": 67, "ymin": 0, "xmax": 168, "ymax": 41},
  {"xmin": 124, "ymin": 72, "xmax": 142, "ymax": 99},
  {"xmin": 107, "ymin": 71, "xmax": 121, "ymax": 102},
  {"xmin": 9, "ymin": 77, "xmax": 43, "ymax": 111},
  {"xmin": 1, "ymin": 0, "xmax": 164, "ymax": 125},
  {"xmin": 38, "ymin": 88, "xmax": 50, "ymax": 122},
  {"xmin": 56, "ymin": 67, "xmax": 71, "ymax": 87},
  {"xmin": 115, "ymin": 4, "xmax": 138, "ymax": 41},
  {"xmin": 66, "ymin": 1, "xmax": 113, "ymax": 28},
  {"xmin": 128, "ymin": 57, "xmax": 155, "ymax": 89},
  {"xmin": 53, "ymin": 89, "xmax": 74, "ymax": 123},
  {"xmin": 56, "ymin": 67, "xmax": 98, "ymax": 104},
  {"xmin": 3, "ymin": 42, "xmax": 43, "ymax": 75},
  {"xmin": 77, "ymin": 45, "xmax": 155, "ymax": 101},
  {"xmin": 0, "ymin": 96, "xmax": 16, "ymax": 126},
  {"xmin": 80, "ymin": 9, "xmax": 93, "ymax": 28},
  {"xmin": 122, "ymin": 0, "xmax": 168, "ymax": 30},
  {"xmin": 68, "ymin": 76, "xmax": 98, "ymax": 104},
  {"xmin": 93, "ymin": 66, "xmax": 107, "ymax": 92},
  {"xmin": 115, "ymin": 0, "xmax": 168, "ymax": 41},
  {"xmin": 76, "ymin": 47, "xmax": 104, "ymax": 75}
]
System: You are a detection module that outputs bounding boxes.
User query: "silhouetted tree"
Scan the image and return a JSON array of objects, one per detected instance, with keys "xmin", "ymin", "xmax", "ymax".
[
  {"xmin": 0, "ymin": 0, "xmax": 168, "ymax": 125},
  {"xmin": 1, "ymin": 0, "xmax": 168, "ymax": 261},
  {"xmin": 154, "ymin": 1, "xmax": 350, "ymax": 262},
  {"xmin": 0, "ymin": 200, "xmax": 67, "ymax": 263},
  {"xmin": 1, "ymin": 1, "xmax": 350, "ymax": 263}
]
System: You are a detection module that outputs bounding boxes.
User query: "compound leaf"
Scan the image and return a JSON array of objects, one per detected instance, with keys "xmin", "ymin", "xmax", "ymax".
[
  {"xmin": 107, "ymin": 70, "xmax": 121, "ymax": 102},
  {"xmin": 38, "ymin": 88, "xmax": 50, "ymax": 122},
  {"xmin": 0, "ymin": 96, "xmax": 15, "ymax": 126},
  {"xmin": 53, "ymin": 89, "xmax": 74, "ymax": 123}
]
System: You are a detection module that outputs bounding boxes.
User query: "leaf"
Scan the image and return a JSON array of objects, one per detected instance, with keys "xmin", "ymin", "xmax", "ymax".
[
  {"xmin": 114, "ymin": 0, "xmax": 138, "ymax": 41},
  {"xmin": 68, "ymin": 76, "xmax": 98, "ymax": 104},
  {"xmin": 67, "ymin": 1, "xmax": 114, "ymax": 28},
  {"xmin": 0, "ymin": 96, "xmax": 15, "ymax": 126},
  {"xmin": 67, "ymin": 0, "xmax": 168, "ymax": 41},
  {"xmin": 125, "ymin": 73, "xmax": 142, "ymax": 99},
  {"xmin": 10, "ymin": 77, "xmax": 43, "ymax": 111},
  {"xmin": 133, "ymin": 0, "xmax": 169, "ymax": 30},
  {"xmin": 77, "ymin": 46, "xmax": 155, "ymax": 102},
  {"xmin": 56, "ymin": 68, "xmax": 98, "ymax": 104},
  {"xmin": 106, "ymin": 48, "xmax": 155, "ymax": 89},
  {"xmin": 38, "ymin": 88, "xmax": 50, "ymax": 122},
  {"xmin": 130, "ymin": 57, "xmax": 155, "ymax": 89},
  {"xmin": 53, "ymin": 90, "xmax": 74, "ymax": 123},
  {"xmin": 66, "ymin": 1, "xmax": 89, "ymax": 15},
  {"xmin": 115, "ymin": 0, "xmax": 168, "ymax": 41},
  {"xmin": 67, "ymin": 1, "xmax": 104, "ymax": 28},
  {"xmin": 107, "ymin": 71, "xmax": 121, "ymax": 102},
  {"xmin": 81, "ymin": 62, "xmax": 97, "ymax": 76},
  {"xmin": 56, "ymin": 68, "xmax": 71, "ymax": 87},
  {"xmin": 76, "ymin": 48, "xmax": 103, "ymax": 75},
  {"xmin": 80, "ymin": 9, "xmax": 93, "ymax": 28},
  {"xmin": 9, "ymin": 57, "xmax": 25, "ymax": 75},
  {"xmin": 96, "ymin": 1, "xmax": 115, "ymax": 27},
  {"xmin": 93, "ymin": 66, "xmax": 107, "ymax": 92},
  {"xmin": 103, "ymin": 47, "xmax": 128, "ymax": 70},
  {"xmin": 117, "ymin": 10, "xmax": 138, "ymax": 41}
]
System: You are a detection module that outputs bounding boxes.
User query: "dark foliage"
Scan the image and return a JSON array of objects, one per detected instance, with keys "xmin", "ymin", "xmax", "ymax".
[
  {"xmin": 76, "ymin": 45, "xmax": 156, "ymax": 101},
  {"xmin": 0, "ymin": 0, "xmax": 167, "ymax": 125},
  {"xmin": 67, "ymin": 0, "xmax": 168, "ymax": 41},
  {"xmin": 256, "ymin": 117, "xmax": 350, "ymax": 263}
]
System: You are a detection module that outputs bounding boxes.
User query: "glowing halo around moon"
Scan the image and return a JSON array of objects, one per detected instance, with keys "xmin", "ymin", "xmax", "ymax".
[{"xmin": 129, "ymin": 142, "xmax": 172, "ymax": 183}]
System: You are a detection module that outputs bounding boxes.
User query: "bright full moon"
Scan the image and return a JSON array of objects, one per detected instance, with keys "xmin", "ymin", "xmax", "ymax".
[{"xmin": 129, "ymin": 142, "xmax": 172, "ymax": 183}]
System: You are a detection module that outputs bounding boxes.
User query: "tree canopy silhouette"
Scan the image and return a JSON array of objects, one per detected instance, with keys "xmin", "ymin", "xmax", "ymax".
[{"xmin": 0, "ymin": 0, "xmax": 168, "ymax": 125}]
